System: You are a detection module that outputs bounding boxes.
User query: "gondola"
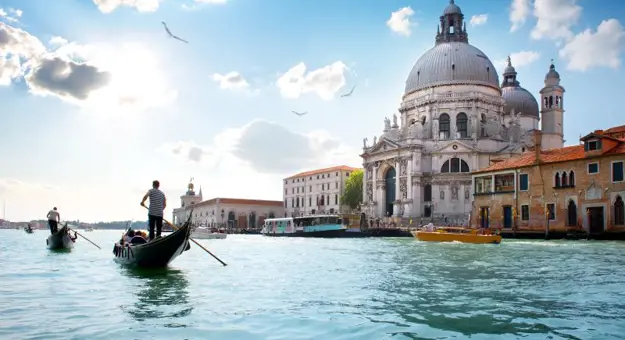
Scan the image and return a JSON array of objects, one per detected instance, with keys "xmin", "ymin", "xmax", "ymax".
[
  {"xmin": 24, "ymin": 227, "xmax": 33, "ymax": 234},
  {"xmin": 46, "ymin": 224, "xmax": 76, "ymax": 250},
  {"xmin": 112, "ymin": 215, "xmax": 192, "ymax": 268}
]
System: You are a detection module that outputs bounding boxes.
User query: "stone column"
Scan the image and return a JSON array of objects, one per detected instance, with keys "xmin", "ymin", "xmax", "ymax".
[
  {"xmin": 362, "ymin": 164, "xmax": 367, "ymax": 204},
  {"xmin": 406, "ymin": 158, "xmax": 413, "ymax": 217},
  {"xmin": 394, "ymin": 160, "xmax": 401, "ymax": 217}
]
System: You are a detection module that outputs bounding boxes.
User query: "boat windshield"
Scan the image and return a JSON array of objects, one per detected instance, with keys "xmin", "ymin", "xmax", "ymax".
[{"xmin": 294, "ymin": 216, "xmax": 339, "ymax": 226}]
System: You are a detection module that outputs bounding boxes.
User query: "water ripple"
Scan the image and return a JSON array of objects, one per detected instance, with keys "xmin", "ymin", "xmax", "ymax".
[{"xmin": 0, "ymin": 231, "xmax": 624, "ymax": 339}]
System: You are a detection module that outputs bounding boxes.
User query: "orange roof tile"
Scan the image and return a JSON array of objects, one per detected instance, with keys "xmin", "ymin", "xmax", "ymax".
[
  {"xmin": 473, "ymin": 145, "xmax": 586, "ymax": 174},
  {"xmin": 285, "ymin": 165, "xmax": 360, "ymax": 180},
  {"xmin": 605, "ymin": 125, "xmax": 625, "ymax": 134}
]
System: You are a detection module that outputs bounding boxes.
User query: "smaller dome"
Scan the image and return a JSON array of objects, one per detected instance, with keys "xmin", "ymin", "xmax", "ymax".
[
  {"xmin": 545, "ymin": 59, "xmax": 560, "ymax": 79},
  {"xmin": 444, "ymin": 0, "xmax": 462, "ymax": 15},
  {"xmin": 502, "ymin": 87, "xmax": 539, "ymax": 118}
]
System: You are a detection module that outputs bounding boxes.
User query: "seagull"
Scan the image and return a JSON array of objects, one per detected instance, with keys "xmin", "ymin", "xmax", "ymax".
[
  {"xmin": 340, "ymin": 85, "xmax": 356, "ymax": 98},
  {"xmin": 292, "ymin": 111, "xmax": 307, "ymax": 116},
  {"xmin": 161, "ymin": 21, "xmax": 188, "ymax": 44}
]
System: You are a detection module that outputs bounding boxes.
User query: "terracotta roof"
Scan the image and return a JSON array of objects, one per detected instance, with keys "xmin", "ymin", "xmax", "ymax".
[
  {"xmin": 605, "ymin": 125, "xmax": 625, "ymax": 134},
  {"xmin": 285, "ymin": 165, "xmax": 360, "ymax": 180},
  {"xmin": 473, "ymin": 145, "xmax": 585, "ymax": 174},
  {"xmin": 192, "ymin": 197, "xmax": 283, "ymax": 208}
]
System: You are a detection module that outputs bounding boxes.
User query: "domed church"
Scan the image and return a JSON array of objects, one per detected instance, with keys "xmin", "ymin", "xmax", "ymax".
[{"xmin": 360, "ymin": 0, "xmax": 566, "ymax": 221}]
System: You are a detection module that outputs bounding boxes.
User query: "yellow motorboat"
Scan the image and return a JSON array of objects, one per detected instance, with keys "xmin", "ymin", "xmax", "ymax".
[{"xmin": 411, "ymin": 226, "xmax": 502, "ymax": 244}]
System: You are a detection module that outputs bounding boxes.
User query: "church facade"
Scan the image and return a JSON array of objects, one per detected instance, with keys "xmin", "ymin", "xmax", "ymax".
[{"xmin": 360, "ymin": 0, "xmax": 566, "ymax": 221}]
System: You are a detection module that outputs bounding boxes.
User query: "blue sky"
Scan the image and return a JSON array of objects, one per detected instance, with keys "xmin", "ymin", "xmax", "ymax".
[{"xmin": 0, "ymin": 0, "xmax": 623, "ymax": 222}]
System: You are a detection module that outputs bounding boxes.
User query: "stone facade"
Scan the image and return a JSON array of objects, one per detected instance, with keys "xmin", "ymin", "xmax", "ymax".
[
  {"xmin": 283, "ymin": 165, "xmax": 359, "ymax": 217},
  {"xmin": 172, "ymin": 181, "xmax": 283, "ymax": 230},
  {"xmin": 471, "ymin": 130, "xmax": 625, "ymax": 234}
]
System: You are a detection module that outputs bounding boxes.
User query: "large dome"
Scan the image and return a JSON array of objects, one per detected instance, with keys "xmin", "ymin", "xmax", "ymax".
[
  {"xmin": 502, "ymin": 87, "xmax": 539, "ymax": 118},
  {"xmin": 404, "ymin": 42, "xmax": 500, "ymax": 94}
]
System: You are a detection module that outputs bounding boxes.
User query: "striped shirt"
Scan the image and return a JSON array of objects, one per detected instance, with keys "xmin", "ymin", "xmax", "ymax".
[{"xmin": 147, "ymin": 188, "xmax": 166, "ymax": 217}]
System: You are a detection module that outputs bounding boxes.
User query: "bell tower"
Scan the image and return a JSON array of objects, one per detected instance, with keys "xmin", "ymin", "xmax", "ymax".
[
  {"xmin": 180, "ymin": 177, "xmax": 202, "ymax": 208},
  {"xmin": 539, "ymin": 60, "xmax": 565, "ymax": 150}
]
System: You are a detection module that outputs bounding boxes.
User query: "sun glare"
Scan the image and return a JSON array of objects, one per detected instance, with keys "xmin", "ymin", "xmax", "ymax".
[{"xmin": 85, "ymin": 43, "xmax": 177, "ymax": 116}]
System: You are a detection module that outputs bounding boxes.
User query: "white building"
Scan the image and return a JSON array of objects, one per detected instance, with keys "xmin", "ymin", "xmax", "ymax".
[
  {"xmin": 283, "ymin": 165, "xmax": 360, "ymax": 217},
  {"xmin": 172, "ymin": 181, "xmax": 284, "ymax": 230},
  {"xmin": 361, "ymin": 0, "xmax": 565, "ymax": 221}
]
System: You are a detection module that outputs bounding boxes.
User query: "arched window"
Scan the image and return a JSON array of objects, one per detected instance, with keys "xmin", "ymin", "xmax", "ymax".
[
  {"xmin": 439, "ymin": 114, "xmax": 450, "ymax": 139},
  {"xmin": 480, "ymin": 114, "xmax": 487, "ymax": 137},
  {"xmin": 561, "ymin": 172, "xmax": 568, "ymax": 187},
  {"xmin": 615, "ymin": 196, "xmax": 624, "ymax": 226},
  {"xmin": 569, "ymin": 171, "xmax": 575, "ymax": 186},
  {"xmin": 424, "ymin": 184, "xmax": 432, "ymax": 202},
  {"xmin": 456, "ymin": 113, "xmax": 468, "ymax": 138},
  {"xmin": 441, "ymin": 158, "xmax": 470, "ymax": 173},
  {"xmin": 554, "ymin": 173, "xmax": 561, "ymax": 188},
  {"xmin": 567, "ymin": 200, "xmax": 577, "ymax": 227}
]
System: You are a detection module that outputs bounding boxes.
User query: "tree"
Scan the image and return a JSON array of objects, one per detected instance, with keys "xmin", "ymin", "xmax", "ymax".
[{"xmin": 341, "ymin": 169, "xmax": 363, "ymax": 210}]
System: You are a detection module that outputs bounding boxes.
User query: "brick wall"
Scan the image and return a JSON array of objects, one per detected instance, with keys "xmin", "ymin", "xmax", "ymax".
[{"xmin": 472, "ymin": 154, "xmax": 625, "ymax": 232}]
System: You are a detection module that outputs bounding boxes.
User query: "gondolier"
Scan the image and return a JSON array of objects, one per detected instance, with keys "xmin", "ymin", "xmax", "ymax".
[
  {"xmin": 46, "ymin": 207, "xmax": 60, "ymax": 234},
  {"xmin": 140, "ymin": 180, "xmax": 166, "ymax": 241}
]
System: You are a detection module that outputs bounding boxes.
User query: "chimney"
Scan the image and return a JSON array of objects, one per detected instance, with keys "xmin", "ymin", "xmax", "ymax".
[{"xmin": 533, "ymin": 130, "xmax": 542, "ymax": 163}]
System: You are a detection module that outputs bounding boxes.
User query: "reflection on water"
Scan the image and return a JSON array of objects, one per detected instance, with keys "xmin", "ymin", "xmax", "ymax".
[{"xmin": 120, "ymin": 268, "xmax": 193, "ymax": 327}]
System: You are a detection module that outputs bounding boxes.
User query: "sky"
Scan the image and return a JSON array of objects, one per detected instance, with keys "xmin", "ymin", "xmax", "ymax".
[{"xmin": 0, "ymin": 0, "xmax": 624, "ymax": 222}]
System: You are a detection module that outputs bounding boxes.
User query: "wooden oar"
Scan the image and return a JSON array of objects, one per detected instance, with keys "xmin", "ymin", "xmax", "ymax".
[
  {"xmin": 67, "ymin": 226, "xmax": 101, "ymax": 249},
  {"xmin": 142, "ymin": 206, "xmax": 227, "ymax": 266}
]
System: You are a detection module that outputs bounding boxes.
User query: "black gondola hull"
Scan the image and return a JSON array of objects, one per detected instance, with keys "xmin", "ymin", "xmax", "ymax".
[
  {"xmin": 46, "ymin": 226, "xmax": 74, "ymax": 250},
  {"xmin": 113, "ymin": 222, "xmax": 192, "ymax": 268}
]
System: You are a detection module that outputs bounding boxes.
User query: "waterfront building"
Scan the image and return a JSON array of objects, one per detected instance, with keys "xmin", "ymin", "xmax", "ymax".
[
  {"xmin": 470, "ymin": 127, "xmax": 625, "ymax": 236},
  {"xmin": 172, "ymin": 181, "xmax": 284, "ymax": 231},
  {"xmin": 283, "ymin": 165, "xmax": 360, "ymax": 217},
  {"xmin": 360, "ymin": 0, "xmax": 565, "ymax": 222}
]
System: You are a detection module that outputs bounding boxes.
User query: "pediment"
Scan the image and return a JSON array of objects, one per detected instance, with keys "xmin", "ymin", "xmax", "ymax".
[
  {"xmin": 434, "ymin": 140, "xmax": 476, "ymax": 153},
  {"xmin": 365, "ymin": 137, "xmax": 401, "ymax": 154}
]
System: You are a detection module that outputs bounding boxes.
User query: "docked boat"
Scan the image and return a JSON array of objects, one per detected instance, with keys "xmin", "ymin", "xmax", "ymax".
[
  {"xmin": 261, "ymin": 215, "xmax": 347, "ymax": 238},
  {"xmin": 46, "ymin": 224, "xmax": 76, "ymax": 250},
  {"xmin": 112, "ymin": 217, "xmax": 192, "ymax": 268},
  {"xmin": 192, "ymin": 226, "xmax": 227, "ymax": 239},
  {"xmin": 412, "ymin": 226, "xmax": 502, "ymax": 244}
]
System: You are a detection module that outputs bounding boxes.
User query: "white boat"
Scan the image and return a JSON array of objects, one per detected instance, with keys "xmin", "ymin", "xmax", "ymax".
[{"xmin": 192, "ymin": 227, "xmax": 227, "ymax": 239}]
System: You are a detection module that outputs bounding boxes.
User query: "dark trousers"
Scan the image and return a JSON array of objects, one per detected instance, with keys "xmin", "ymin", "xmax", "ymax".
[
  {"xmin": 48, "ymin": 220, "xmax": 58, "ymax": 234},
  {"xmin": 148, "ymin": 215, "xmax": 163, "ymax": 240}
]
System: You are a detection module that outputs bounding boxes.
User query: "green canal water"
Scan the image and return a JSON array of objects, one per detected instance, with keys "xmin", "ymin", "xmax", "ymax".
[{"xmin": 1, "ymin": 230, "xmax": 624, "ymax": 340}]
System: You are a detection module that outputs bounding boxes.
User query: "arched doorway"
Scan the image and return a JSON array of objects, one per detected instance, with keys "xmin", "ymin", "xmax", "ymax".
[
  {"xmin": 567, "ymin": 200, "xmax": 577, "ymax": 226},
  {"xmin": 228, "ymin": 211, "xmax": 235, "ymax": 228},
  {"xmin": 615, "ymin": 196, "xmax": 624, "ymax": 225},
  {"xmin": 385, "ymin": 167, "xmax": 396, "ymax": 216},
  {"xmin": 248, "ymin": 212, "xmax": 256, "ymax": 229}
]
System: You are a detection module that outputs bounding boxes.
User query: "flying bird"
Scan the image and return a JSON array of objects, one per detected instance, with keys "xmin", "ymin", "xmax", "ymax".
[
  {"xmin": 340, "ymin": 85, "xmax": 356, "ymax": 98},
  {"xmin": 161, "ymin": 21, "xmax": 188, "ymax": 43},
  {"xmin": 292, "ymin": 111, "xmax": 308, "ymax": 116}
]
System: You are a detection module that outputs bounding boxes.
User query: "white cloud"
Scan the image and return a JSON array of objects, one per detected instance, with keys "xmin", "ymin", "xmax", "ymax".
[
  {"xmin": 531, "ymin": 0, "xmax": 582, "ymax": 41},
  {"xmin": 48, "ymin": 36, "xmax": 69, "ymax": 48},
  {"xmin": 212, "ymin": 71, "xmax": 255, "ymax": 93},
  {"xmin": 161, "ymin": 119, "xmax": 360, "ymax": 175},
  {"xmin": 276, "ymin": 61, "xmax": 347, "ymax": 101},
  {"xmin": 470, "ymin": 14, "xmax": 488, "ymax": 26},
  {"xmin": 0, "ymin": 8, "xmax": 22, "ymax": 23},
  {"xmin": 92, "ymin": 0, "xmax": 161, "ymax": 13},
  {"xmin": 496, "ymin": 50, "xmax": 541, "ymax": 70},
  {"xmin": 387, "ymin": 7, "xmax": 415, "ymax": 36},
  {"xmin": 559, "ymin": 19, "xmax": 625, "ymax": 71},
  {"xmin": 0, "ymin": 20, "xmax": 177, "ymax": 113},
  {"xmin": 509, "ymin": 0, "xmax": 530, "ymax": 32}
]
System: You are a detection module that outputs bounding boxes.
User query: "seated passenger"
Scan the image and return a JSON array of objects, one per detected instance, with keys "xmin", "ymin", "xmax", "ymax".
[{"xmin": 122, "ymin": 230, "xmax": 135, "ymax": 245}]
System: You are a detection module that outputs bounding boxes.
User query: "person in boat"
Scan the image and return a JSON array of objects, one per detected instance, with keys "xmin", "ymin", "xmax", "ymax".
[
  {"xmin": 140, "ymin": 180, "xmax": 166, "ymax": 241},
  {"xmin": 46, "ymin": 207, "xmax": 60, "ymax": 234}
]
